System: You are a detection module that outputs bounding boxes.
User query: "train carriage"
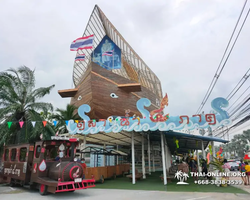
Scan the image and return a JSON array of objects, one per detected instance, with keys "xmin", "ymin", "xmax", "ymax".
[{"xmin": 1, "ymin": 136, "xmax": 95, "ymax": 195}]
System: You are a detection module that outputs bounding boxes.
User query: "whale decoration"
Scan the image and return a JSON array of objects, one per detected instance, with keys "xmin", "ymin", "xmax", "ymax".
[{"xmin": 67, "ymin": 95, "xmax": 232, "ymax": 135}]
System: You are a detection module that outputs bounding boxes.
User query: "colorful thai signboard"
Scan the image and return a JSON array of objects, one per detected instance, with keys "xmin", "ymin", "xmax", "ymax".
[
  {"xmin": 91, "ymin": 35, "xmax": 121, "ymax": 70},
  {"xmin": 67, "ymin": 94, "xmax": 232, "ymax": 135}
]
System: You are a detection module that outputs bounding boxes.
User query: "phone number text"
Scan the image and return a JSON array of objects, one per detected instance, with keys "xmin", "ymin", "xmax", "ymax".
[{"xmin": 194, "ymin": 180, "xmax": 243, "ymax": 185}]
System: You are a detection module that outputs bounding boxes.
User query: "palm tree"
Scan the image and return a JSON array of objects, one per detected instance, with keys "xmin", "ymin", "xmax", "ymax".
[
  {"xmin": 210, "ymin": 157, "xmax": 224, "ymax": 172},
  {"xmin": 0, "ymin": 66, "xmax": 55, "ymax": 146},
  {"xmin": 51, "ymin": 104, "xmax": 79, "ymax": 134}
]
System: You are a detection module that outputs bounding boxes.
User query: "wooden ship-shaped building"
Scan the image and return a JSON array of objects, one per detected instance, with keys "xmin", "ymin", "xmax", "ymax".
[{"xmin": 58, "ymin": 5, "xmax": 163, "ymax": 119}]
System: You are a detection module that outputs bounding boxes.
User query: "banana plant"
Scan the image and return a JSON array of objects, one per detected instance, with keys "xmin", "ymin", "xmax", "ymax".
[{"xmin": 209, "ymin": 157, "xmax": 224, "ymax": 172}]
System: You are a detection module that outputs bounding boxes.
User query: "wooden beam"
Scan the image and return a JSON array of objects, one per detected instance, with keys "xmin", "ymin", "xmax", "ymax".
[
  {"xmin": 117, "ymin": 83, "xmax": 141, "ymax": 92},
  {"xmin": 58, "ymin": 88, "xmax": 78, "ymax": 98}
]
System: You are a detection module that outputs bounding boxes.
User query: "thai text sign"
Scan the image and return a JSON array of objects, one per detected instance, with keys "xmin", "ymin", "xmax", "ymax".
[{"xmin": 67, "ymin": 96, "xmax": 231, "ymax": 135}]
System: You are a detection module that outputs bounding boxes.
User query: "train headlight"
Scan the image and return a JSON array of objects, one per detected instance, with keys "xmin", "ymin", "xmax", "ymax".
[{"xmin": 74, "ymin": 158, "xmax": 77, "ymax": 162}]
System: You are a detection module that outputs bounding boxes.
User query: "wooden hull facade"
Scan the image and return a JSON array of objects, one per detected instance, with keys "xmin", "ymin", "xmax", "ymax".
[{"xmin": 70, "ymin": 62, "xmax": 161, "ymax": 119}]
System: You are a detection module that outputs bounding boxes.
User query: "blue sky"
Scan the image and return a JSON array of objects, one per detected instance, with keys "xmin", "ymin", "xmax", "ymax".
[{"xmin": 0, "ymin": 0, "xmax": 249, "ymax": 139}]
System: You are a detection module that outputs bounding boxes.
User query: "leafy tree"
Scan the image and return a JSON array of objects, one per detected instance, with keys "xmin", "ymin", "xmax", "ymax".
[
  {"xmin": 0, "ymin": 66, "xmax": 55, "ymax": 148},
  {"xmin": 242, "ymin": 129, "xmax": 250, "ymax": 143},
  {"xmin": 51, "ymin": 104, "xmax": 79, "ymax": 134}
]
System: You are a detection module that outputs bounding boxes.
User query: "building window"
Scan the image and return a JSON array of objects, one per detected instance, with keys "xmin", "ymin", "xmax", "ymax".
[
  {"xmin": 4, "ymin": 149, "xmax": 9, "ymax": 161},
  {"xmin": 11, "ymin": 149, "xmax": 17, "ymax": 161},
  {"xmin": 19, "ymin": 147, "xmax": 27, "ymax": 162},
  {"xmin": 35, "ymin": 145, "xmax": 41, "ymax": 158}
]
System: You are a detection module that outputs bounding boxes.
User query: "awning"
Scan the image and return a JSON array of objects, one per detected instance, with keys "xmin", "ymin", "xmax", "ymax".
[
  {"xmin": 110, "ymin": 149, "xmax": 128, "ymax": 156},
  {"xmin": 163, "ymin": 131, "xmax": 228, "ymax": 155},
  {"xmin": 77, "ymin": 146, "xmax": 127, "ymax": 156},
  {"xmin": 61, "ymin": 130, "xmax": 228, "ymax": 155},
  {"xmin": 62, "ymin": 131, "xmax": 143, "ymax": 146}
]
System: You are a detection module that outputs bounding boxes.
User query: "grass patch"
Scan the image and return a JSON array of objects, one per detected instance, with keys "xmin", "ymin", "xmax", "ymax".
[{"xmin": 94, "ymin": 171, "xmax": 248, "ymax": 194}]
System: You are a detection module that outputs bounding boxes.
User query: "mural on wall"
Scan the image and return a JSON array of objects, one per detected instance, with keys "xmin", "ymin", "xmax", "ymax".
[
  {"xmin": 66, "ymin": 93, "xmax": 232, "ymax": 135},
  {"xmin": 91, "ymin": 35, "xmax": 121, "ymax": 70}
]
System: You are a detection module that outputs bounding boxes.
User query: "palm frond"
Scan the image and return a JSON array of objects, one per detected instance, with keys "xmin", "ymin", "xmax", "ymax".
[{"xmin": 31, "ymin": 85, "xmax": 55, "ymax": 100}]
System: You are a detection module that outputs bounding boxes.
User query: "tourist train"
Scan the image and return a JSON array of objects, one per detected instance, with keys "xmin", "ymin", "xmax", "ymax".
[{"xmin": 0, "ymin": 136, "xmax": 95, "ymax": 195}]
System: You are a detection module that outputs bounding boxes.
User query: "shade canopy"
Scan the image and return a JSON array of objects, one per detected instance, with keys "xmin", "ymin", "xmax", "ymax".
[
  {"xmin": 163, "ymin": 131, "xmax": 228, "ymax": 155},
  {"xmin": 62, "ymin": 130, "xmax": 228, "ymax": 155}
]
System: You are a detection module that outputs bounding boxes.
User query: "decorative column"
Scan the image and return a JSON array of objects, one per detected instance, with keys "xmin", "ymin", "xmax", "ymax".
[
  {"xmin": 131, "ymin": 131, "xmax": 136, "ymax": 184},
  {"xmin": 147, "ymin": 134, "xmax": 151, "ymax": 175},
  {"xmin": 161, "ymin": 132, "xmax": 167, "ymax": 185},
  {"xmin": 142, "ymin": 134, "xmax": 146, "ymax": 179}
]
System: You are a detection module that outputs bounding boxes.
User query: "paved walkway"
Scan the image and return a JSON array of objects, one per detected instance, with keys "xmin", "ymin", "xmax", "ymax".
[{"xmin": 229, "ymin": 172, "xmax": 250, "ymax": 193}]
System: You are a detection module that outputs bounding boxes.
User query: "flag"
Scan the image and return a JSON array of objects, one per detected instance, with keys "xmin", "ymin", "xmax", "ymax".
[
  {"xmin": 42, "ymin": 121, "xmax": 47, "ymax": 127},
  {"xmin": 31, "ymin": 121, "xmax": 36, "ymax": 127},
  {"xmin": 70, "ymin": 35, "xmax": 94, "ymax": 51},
  {"xmin": 19, "ymin": 121, "xmax": 24, "ymax": 128},
  {"xmin": 75, "ymin": 54, "xmax": 85, "ymax": 61},
  {"xmin": 102, "ymin": 50, "xmax": 114, "ymax": 56},
  {"xmin": 7, "ymin": 122, "xmax": 12, "ymax": 129}
]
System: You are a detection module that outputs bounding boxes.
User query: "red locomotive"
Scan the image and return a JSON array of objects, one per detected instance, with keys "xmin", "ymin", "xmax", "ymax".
[{"xmin": 0, "ymin": 136, "xmax": 95, "ymax": 195}]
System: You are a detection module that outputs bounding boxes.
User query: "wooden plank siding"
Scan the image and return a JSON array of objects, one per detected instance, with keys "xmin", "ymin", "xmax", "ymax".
[{"xmin": 70, "ymin": 62, "xmax": 160, "ymax": 119}]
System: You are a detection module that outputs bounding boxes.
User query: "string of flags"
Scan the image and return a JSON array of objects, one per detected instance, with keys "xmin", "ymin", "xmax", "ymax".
[{"xmin": 6, "ymin": 120, "xmax": 73, "ymax": 129}]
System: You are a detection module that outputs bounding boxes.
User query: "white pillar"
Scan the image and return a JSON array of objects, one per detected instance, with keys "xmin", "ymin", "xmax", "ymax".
[
  {"xmin": 164, "ymin": 136, "xmax": 168, "ymax": 173},
  {"xmin": 161, "ymin": 132, "xmax": 167, "ymax": 185},
  {"xmin": 147, "ymin": 134, "xmax": 151, "ymax": 175},
  {"xmin": 142, "ymin": 134, "xmax": 146, "ymax": 179},
  {"xmin": 131, "ymin": 132, "xmax": 136, "ymax": 184},
  {"xmin": 116, "ymin": 145, "xmax": 119, "ymax": 165},
  {"xmin": 82, "ymin": 135, "xmax": 86, "ymax": 158},
  {"xmin": 152, "ymin": 144, "xmax": 155, "ymax": 172},
  {"xmin": 212, "ymin": 141, "xmax": 215, "ymax": 161},
  {"xmin": 196, "ymin": 150, "xmax": 200, "ymax": 173},
  {"xmin": 103, "ymin": 143, "xmax": 106, "ymax": 166},
  {"xmin": 201, "ymin": 141, "xmax": 205, "ymax": 159}
]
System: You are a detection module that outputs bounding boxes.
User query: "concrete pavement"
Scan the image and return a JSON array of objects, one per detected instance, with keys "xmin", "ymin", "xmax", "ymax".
[
  {"xmin": 229, "ymin": 172, "xmax": 250, "ymax": 193},
  {"xmin": 0, "ymin": 187, "xmax": 250, "ymax": 200}
]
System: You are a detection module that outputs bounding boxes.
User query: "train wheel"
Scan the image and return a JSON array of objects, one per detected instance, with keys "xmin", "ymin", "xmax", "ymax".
[
  {"xmin": 39, "ymin": 184, "xmax": 48, "ymax": 195},
  {"xmin": 100, "ymin": 175, "xmax": 104, "ymax": 184}
]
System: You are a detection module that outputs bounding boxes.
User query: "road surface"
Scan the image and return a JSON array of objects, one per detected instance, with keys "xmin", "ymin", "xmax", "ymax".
[{"xmin": 0, "ymin": 186, "xmax": 249, "ymax": 200}]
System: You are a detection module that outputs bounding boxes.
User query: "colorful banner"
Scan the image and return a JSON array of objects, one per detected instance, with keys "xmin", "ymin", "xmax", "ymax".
[
  {"xmin": 91, "ymin": 35, "xmax": 121, "ymax": 70},
  {"xmin": 5, "ymin": 120, "xmax": 67, "ymax": 128},
  {"xmin": 66, "ymin": 95, "xmax": 232, "ymax": 135}
]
